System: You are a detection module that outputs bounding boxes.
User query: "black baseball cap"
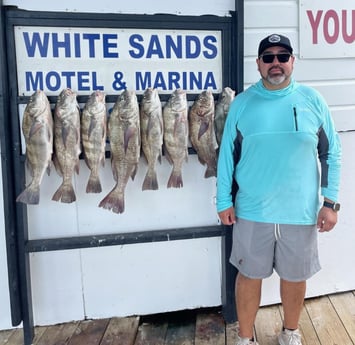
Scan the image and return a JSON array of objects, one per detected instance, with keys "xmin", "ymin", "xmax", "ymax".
[{"xmin": 258, "ymin": 34, "xmax": 293, "ymax": 56}]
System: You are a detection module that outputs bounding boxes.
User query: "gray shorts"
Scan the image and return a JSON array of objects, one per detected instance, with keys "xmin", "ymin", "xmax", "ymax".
[{"xmin": 230, "ymin": 218, "xmax": 321, "ymax": 282}]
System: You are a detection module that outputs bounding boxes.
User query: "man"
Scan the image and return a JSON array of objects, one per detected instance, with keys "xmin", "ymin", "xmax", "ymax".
[{"xmin": 216, "ymin": 34, "xmax": 341, "ymax": 345}]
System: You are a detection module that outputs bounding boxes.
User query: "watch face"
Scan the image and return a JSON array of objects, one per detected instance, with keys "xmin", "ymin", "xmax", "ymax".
[{"xmin": 334, "ymin": 203, "xmax": 341, "ymax": 211}]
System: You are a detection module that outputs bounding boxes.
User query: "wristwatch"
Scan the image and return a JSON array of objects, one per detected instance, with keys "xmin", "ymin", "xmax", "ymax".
[{"xmin": 323, "ymin": 200, "xmax": 341, "ymax": 212}]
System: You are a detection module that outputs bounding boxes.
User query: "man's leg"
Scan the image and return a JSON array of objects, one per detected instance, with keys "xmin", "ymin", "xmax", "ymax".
[
  {"xmin": 236, "ymin": 272, "xmax": 262, "ymax": 339},
  {"xmin": 280, "ymin": 279, "xmax": 306, "ymax": 329}
]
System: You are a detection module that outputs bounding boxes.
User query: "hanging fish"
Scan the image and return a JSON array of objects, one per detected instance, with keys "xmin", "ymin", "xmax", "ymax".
[
  {"xmin": 99, "ymin": 90, "xmax": 140, "ymax": 214},
  {"xmin": 81, "ymin": 90, "xmax": 107, "ymax": 193},
  {"xmin": 52, "ymin": 88, "xmax": 81, "ymax": 203},
  {"xmin": 140, "ymin": 88, "xmax": 163, "ymax": 191},
  {"xmin": 163, "ymin": 89, "xmax": 189, "ymax": 188},
  {"xmin": 16, "ymin": 90, "xmax": 53, "ymax": 205},
  {"xmin": 214, "ymin": 87, "xmax": 235, "ymax": 148},
  {"xmin": 189, "ymin": 90, "xmax": 218, "ymax": 178}
]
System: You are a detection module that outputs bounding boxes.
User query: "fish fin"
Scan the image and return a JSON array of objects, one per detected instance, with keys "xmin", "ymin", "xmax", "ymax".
[
  {"xmin": 163, "ymin": 146, "xmax": 173, "ymax": 165},
  {"xmin": 61, "ymin": 125, "xmax": 70, "ymax": 149},
  {"xmin": 142, "ymin": 169, "xmax": 158, "ymax": 191},
  {"xmin": 86, "ymin": 173, "xmax": 102, "ymax": 193},
  {"xmin": 167, "ymin": 171, "xmax": 183, "ymax": 188},
  {"xmin": 52, "ymin": 183, "xmax": 76, "ymax": 203},
  {"xmin": 130, "ymin": 165, "xmax": 138, "ymax": 181},
  {"xmin": 28, "ymin": 121, "xmax": 43, "ymax": 138},
  {"xmin": 75, "ymin": 159, "xmax": 80, "ymax": 175},
  {"xmin": 88, "ymin": 118, "xmax": 97, "ymax": 138},
  {"xmin": 99, "ymin": 190, "xmax": 125, "ymax": 214},
  {"xmin": 16, "ymin": 185, "xmax": 40, "ymax": 205},
  {"xmin": 141, "ymin": 149, "xmax": 148, "ymax": 165},
  {"xmin": 198, "ymin": 155, "xmax": 206, "ymax": 166},
  {"xmin": 111, "ymin": 160, "xmax": 118, "ymax": 182},
  {"xmin": 52, "ymin": 154, "xmax": 63, "ymax": 177},
  {"xmin": 198, "ymin": 121, "xmax": 209, "ymax": 140},
  {"xmin": 124, "ymin": 127, "xmax": 136, "ymax": 154},
  {"xmin": 204, "ymin": 165, "xmax": 217, "ymax": 178},
  {"xmin": 46, "ymin": 161, "xmax": 51, "ymax": 176}
]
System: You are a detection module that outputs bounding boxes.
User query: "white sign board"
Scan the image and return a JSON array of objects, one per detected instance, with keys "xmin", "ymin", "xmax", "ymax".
[
  {"xmin": 14, "ymin": 26, "xmax": 223, "ymax": 96},
  {"xmin": 299, "ymin": 0, "xmax": 355, "ymax": 58}
]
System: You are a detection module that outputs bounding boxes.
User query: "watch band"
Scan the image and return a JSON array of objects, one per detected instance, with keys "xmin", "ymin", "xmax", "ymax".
[{"xmin": 323, "ymin": 201, "xmax": 340, "ymax": 211}]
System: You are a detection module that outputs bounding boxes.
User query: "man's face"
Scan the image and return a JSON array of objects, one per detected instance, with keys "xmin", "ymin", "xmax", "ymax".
[{"xmin": 257, "ymin": 46, "xmax": 295, "ymax": 90}]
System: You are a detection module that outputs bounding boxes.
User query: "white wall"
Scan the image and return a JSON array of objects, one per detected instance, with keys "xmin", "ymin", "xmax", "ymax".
[{"xmin": 1, "ymin": 0, "xmax": 354, "ymax": 330}]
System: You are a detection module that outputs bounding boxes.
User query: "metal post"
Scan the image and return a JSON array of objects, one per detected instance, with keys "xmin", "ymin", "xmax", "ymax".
[{"xmin": 221, "ymin": 0, "xmax": 244, "ymax": 323}]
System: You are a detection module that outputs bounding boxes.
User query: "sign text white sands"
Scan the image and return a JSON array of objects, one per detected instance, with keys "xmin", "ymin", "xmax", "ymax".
[{"xmin": 15, "ymin": 27, "xmax": 223, "ymax": 95}]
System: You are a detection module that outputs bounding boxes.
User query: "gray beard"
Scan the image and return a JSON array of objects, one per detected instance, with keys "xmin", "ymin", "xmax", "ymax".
[{"xmin": 266, "ymin": 74, "xmax": 286, "ymax": 86}]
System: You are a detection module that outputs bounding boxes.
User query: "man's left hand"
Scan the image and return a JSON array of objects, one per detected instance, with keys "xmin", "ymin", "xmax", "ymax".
[{"xmin": 317, "ymin": 207, "xmax": 338, "ymax": 232}]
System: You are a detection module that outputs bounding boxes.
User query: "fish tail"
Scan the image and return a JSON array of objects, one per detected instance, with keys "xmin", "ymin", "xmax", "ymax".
[
  {"xmin": 167, "ymin": 170, "xmax": 183, "ymax": 188},
  {"xmin": 52, "ymin": 182, "xmax": 76, "ymax": 203},
  {"xmin": 204, "ymin": 165, "xmax": 217, "ymax": 178},
  {"xmin": 142, "ymin": 169, "xmax": 159, "ymax": 191},
  {"xmin": 16, "ymin": 185, "xmax": 40, "ymax": 205},
  {"xmin": 86, "ymin": 173, "xmax": 102, "ymax": 193},
  {"xmin": 98, "ymin": 190, "xmax": 125, "ymax": 214}
]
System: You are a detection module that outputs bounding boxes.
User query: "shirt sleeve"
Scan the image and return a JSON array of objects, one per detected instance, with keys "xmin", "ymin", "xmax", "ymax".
[{"xmin": 317, "ymin": 96, "xmax": 342, "ymax": 202}]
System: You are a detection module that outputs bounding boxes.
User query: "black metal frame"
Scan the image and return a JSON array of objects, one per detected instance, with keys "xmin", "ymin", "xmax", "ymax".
[{"xmin": 0, "ymin": 3, "xmax": 243, "ymax": 344}]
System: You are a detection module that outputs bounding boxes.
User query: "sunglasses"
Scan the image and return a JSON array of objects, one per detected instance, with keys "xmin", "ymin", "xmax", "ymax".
[{"xmin": 259, "ymin": 53, "xmax": 292, "ymax": 63}]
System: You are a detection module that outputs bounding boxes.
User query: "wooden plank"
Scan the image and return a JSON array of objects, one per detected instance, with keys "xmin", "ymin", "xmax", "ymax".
[
  {"xmin": 0, "ymin": 329, "xmax": 15, "ymax": 344},
  {"xmin": 194, "ymin": 311, "xmax": 225, "ymax": 345},
  {"xmin": 254, "ymin": 305, "xmax": 282, "ymax": 345},
  {"xmin": 134, "ymin": 315, "xmax": 168, "ymax": 345},
  {"xmin": 297, "ymin": 305, "xmax": 321, "ymax": 345},
  {"xmin": 305, "ymin": 296, "xmax": 353, "ymax": 345},
  {"xmin": 164, "ymin": 311, "xmax": 196, "ymax": 345},
  {"xmin": 1, "ymin": 329, "xmax": 23, "ymax": 345},
  {"xmin": 226, "ymin": 321, "xmax": 239, "ymax": 345},
  {"xmin": 33, "ymin": 322, "xmax": 79, "ymax": 345},
  {"xmin": 329, "ymin": 292, "xmax": 355, "ymax": 343},
  {"xmin": 32, "ymin": 326, "xmax": 48, "ymax": 344},
  {"xmin": 67, "ymin": 319, "xmax": 109, "ymax": 345},
  {"xmin": 101, "ymin": 317, "xmax": 139, "ymax": 345}
]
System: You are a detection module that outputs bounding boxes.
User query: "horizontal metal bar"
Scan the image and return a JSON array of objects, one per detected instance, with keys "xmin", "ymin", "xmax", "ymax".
[{"xmin": 26, "ymin": 225, "xmax": 224, "ymax": 252}]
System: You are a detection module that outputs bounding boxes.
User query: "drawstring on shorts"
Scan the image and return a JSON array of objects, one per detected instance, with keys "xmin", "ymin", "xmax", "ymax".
[{"xmin": 274, "ymin": 223, "xmax": 281, "ymax": 240}]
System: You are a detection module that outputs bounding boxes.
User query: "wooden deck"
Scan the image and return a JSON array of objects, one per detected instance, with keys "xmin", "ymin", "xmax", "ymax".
[{"xmin": 1, "ymin": 291, "xmax": 354, "ymax": 345}]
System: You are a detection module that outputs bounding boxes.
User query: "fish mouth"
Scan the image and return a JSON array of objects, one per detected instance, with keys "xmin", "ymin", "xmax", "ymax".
[
  {"xmin": 64, "ymin": 88, "xmax": 75, "ymax": 95},
  {"xmin": 94, "ymin": 90, "xmax": 105, "ymax": 101}
]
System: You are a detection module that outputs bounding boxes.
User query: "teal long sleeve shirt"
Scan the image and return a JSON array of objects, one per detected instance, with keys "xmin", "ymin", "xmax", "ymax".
[{"xmin": 216, "ymin": 79, "xmax": 341, "ymax": 225}]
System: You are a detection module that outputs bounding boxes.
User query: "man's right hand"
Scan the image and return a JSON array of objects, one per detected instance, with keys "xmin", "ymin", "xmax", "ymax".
[{"xmin": 218, "ymin": 207, "xmax": 237, "ymax": 225}]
